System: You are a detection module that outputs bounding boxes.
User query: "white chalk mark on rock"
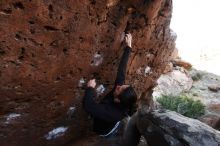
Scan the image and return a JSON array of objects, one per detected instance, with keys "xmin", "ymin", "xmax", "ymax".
[
  {"xmin": 145, "ymin": 66, "xmax": 152, "ymax": 75},
  {"xmin": 170, "ymin": 29, "xmax": 177, "ymax": 40},
  {"xmin": 136, "ymin": 66, "xmax": 152, "ymax": 76},
  {"xmin": 45, "ymin": 127, "xmax": 68, "ymax": 140},
  {"xmin": 78, "ymin": 78, "xmax": 86, "ymax": 87},
  {"xmin": 69, "ymin": 107, "xmax": 76, "ymax": 112},
  {"xmin": 91, "ymin": 53, "xmax": 103, "ymax": 66},
  {"xmin": 5, "ymin": 113, "xmax": 21, "ymax": 124},
  {"xmin": 67, "ymin": 106, "xmax": 76, "ymax": 119},
  {"xmin": 96, "ymin": 84, "xmax": 105, "ymax": 96},
  {"xmin": 120, "ymin": 32, "xmax": 125, "ymax": 42}
]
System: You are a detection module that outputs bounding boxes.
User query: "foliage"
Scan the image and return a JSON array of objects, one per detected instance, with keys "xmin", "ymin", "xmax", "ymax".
[{"xmin": 157, "ymin": 95, "xmax": 205, "ymax": 118}]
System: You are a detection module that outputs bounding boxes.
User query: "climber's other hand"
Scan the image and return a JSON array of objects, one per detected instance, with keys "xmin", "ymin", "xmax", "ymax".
[{"xmin": 87, "ymin": 79, "xmax": 96, "ymax": 88}]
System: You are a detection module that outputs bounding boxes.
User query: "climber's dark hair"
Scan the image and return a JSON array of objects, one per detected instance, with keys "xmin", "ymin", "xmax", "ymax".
[{"xmin": 119, "ymin": 86, "xmax": 137, "ymax": 110}]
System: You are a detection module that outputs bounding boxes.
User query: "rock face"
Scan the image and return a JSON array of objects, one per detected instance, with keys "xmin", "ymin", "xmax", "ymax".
[
  {"xmin": 153, "ymin": 69, "xmax": 193, "ymax": 98},
  {"xmin": 0, "ymin": 0, "xmax": 175, "ymax": 146},
  {"xmin": 137, "ymin": 109, "xmax": 220, "ymax": 146},
  {"xmin": 172, "ymin": 59, "xmax": 192, "ymax": 70},
  {"xmin": 153, "ymin": 67, "xmax": 220, "ymax": 130},
  {"xmin": 188, "ymin": 69, "xmax": 220, "ymax": 130}
]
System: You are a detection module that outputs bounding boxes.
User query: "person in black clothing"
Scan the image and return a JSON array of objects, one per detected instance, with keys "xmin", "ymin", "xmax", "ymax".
[{"xmin": 83, "ymin": 33, "xmax": 137, "ymax": 136}]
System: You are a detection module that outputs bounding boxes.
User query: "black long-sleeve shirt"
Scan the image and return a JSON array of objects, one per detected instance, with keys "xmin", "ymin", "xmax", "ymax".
[{"xmin": 83, "ymin": 46, "xmax": 131, "ymax": 135}]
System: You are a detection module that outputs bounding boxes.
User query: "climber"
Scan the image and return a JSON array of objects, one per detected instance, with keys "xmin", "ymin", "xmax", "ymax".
[{"xmin": 83, "ymin": 33, "xmax": 137, "ymax": 137}]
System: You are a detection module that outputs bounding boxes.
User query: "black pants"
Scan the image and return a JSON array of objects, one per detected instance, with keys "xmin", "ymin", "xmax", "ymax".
[
  {"xmin": 121, "ymin": 113, "xmax": 141, "ymax": 146},
  {"xmin": 97, "ymin": 114, "xmax": 142, "ymax": 146}
]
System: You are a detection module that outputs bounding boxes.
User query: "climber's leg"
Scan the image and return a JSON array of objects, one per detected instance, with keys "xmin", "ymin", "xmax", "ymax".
[
  {"xmin": 121, "ymin": 113, "xmax": 141, "ymax": 146},
  {"xmin": 98, "ymin": 121, "xmax": 123, "ymax": 146}
]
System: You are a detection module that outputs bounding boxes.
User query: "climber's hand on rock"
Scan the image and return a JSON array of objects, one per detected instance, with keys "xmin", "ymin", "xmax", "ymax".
[
  {"xmin": 87, "ymin": 79, "xmax": 96, "ymax": 88},
  {"xmin": 125, "ymin": 33, "xmax": 132, "ymax": 48}
]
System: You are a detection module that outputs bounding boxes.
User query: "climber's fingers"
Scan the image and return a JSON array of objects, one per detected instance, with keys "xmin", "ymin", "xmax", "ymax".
[{"xmin": 125, "ymin": 33, "xmax": 132, "ymax": 48}]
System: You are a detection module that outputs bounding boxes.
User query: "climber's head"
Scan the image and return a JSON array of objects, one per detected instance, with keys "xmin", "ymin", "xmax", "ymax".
[{"xmin": 114, "ymin": 85, "xmax": 137, "ymax": 109}]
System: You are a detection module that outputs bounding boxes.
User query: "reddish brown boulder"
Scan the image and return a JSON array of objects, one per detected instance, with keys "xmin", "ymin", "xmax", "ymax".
[
  {"xmin": 199, "ymin": 114, "xmax": 220, "ymax": 131},
  {"xmin": 0, "ymin": 0, "xmax": 175, "ymax": 146},
  {"xmin": 172, "ymin": 59, "xmax": 192, "ymax": 70}
]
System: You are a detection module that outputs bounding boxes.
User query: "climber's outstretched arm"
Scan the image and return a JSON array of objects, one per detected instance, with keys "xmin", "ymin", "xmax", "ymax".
[{"xmin": 114, "ymin": 33, "xmax": 132, "ymax": 86}]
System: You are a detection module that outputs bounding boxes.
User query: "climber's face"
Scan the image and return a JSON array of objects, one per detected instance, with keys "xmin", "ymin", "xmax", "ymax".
[{"xmin": 113, "ymin": 85, "xmax": 130, "ymax": 103}]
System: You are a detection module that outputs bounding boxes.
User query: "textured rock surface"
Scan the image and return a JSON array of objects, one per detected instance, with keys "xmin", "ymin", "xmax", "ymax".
[
  {"xmin": 0, "ymin": 0, "xmax": 175, "ymax": 146},
  {"xmin": 188, "ymin": 69, "xmax": 220, "ymax": 130},
  {"xmin": 153, "ymin": 67, "xmax": 220, "ymax": 130},
  {"xmin": 153, "ymin": 69, "xmax": 193, "ymax": 98},
  {"xmin": 189, "ymin": 69, "xmax": 220, "ymax": 106},
  {"xmin": 137, "ymin": 109, "xmax": 220, "ymax": 146}
]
